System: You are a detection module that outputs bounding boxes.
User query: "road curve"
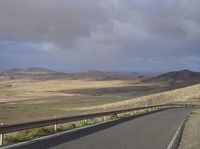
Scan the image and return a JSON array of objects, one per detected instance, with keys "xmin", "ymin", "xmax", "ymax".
[{"xmin": 9, "ymin": 108, "xmax": 191, "ymax": 149}]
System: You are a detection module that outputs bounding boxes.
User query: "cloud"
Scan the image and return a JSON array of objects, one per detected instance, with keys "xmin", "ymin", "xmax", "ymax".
[
  {"xmin": 0, "ymin": 0, "xmax": 200, "ymax": 71},
  {"xmin": 0, "ymin": 0, "xmax": 108, "ymax": 48}
]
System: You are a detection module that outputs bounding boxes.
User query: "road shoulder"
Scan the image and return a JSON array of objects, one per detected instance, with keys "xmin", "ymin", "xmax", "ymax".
[{"xmin": 178, "ymin": 109, "xmax": 200, "ymax": 149}]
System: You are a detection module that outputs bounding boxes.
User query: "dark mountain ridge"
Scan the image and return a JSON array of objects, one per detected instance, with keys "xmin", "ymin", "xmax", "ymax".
[
  {"xmin": 1, "ymin": 67, "xmax": 56, "ymax": 75},
  {"xmin": 0, "ymin": 67, "xmax": 145, "ymax": 81},
  {"xmin": 143, "ymin": 69, "xmax": 200, "ymax": 85}
]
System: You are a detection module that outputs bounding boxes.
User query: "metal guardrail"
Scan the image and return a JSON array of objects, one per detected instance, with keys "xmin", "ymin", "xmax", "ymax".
[
  {"xmin": 0, "ymin": 104, "xmax": 167, "ymax": 134},
  {"xmin": 0, "ymin": 103, "xmax": 199, "ymax": 146}
]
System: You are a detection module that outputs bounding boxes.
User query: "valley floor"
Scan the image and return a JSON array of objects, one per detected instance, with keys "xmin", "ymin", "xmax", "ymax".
[
  {"xmin": 0, "ymin": 72, "xmax": 200, "ymax": 125},
  {"xmin": 0, "ymin": 76, "xmax": 167, "ymax": 124}
]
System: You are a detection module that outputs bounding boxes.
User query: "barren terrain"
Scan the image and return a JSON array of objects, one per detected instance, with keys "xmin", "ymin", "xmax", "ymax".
[
  {"xmin": 0, "ymin": 69, "xmax": 200, "ymax": 124},
  {"xmin": 0, "ymin": 76, "xmax": 163, "ymax": 124},
  {"xmin": 179, "ymin": 110, "xmax": 200, "ymax": 149}
]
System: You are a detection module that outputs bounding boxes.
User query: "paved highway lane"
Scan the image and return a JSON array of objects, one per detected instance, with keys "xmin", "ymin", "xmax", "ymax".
[{"xmin": 9, "ymin": 108, "xmax": 191, "ymax": 149}]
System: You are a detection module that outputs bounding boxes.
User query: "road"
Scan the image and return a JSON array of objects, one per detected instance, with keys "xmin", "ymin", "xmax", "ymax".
[{"xmin": 9, "ymin": 108, "xmax": 191, "ymax": 149}]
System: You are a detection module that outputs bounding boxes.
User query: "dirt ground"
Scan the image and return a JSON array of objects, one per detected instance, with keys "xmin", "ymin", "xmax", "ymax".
[
  {"xmin": 1, "ymin": 75, "xmax": 200, "ymax": 124},
  {"xmin": 179, "ymin": 110, "xmax": 200, "ymax": 149}
]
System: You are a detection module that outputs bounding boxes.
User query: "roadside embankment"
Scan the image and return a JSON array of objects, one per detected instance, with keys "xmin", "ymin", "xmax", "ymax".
[{"xmin": 178, "ymin": 109, "xmax": 200, "ymax": 149}]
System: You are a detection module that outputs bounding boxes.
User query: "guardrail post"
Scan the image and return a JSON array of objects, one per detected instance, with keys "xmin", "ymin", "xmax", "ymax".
[
  {"xmin": 0, "ymin": 123, "xmax": 4, "ymax": 146},
  {"xmin": 54, "ymin": 117, "xmax": 57, "ymax": 132},
  {"xmin": 54, "ymin": 124, "xmax": 57, "ymax": 132},
  {"xmin": 104, "ymin": 116, "xmax": 107, "ymax": 121},
  {"xmin": 0, "ymin": 133, "xmax": 3, "ymax": 146}
]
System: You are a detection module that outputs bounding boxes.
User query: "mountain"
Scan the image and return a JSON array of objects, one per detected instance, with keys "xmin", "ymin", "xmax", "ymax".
[
  {"xmin": 1, "ymin": 67, "xmax": 56, "ymax": 75},
  {"xmin": 143, "ymin": 69, "xmax": 200, "ymax": 86},
  {"xmin": 78, "ymin": 71, "xmax": 141, "ymax": 80},
  {"xmin": 0, "ymin": 67, "xmax": 145, "ymax": 81}
]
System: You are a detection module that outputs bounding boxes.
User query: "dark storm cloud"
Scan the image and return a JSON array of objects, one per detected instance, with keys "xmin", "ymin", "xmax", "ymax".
[
  {"xmin": 0, "ymin": 0, "xmax": 200, "ymax": 71},
  {"xmin": 0, "ymin": 0, "xmax": 109, "ymax": 47}
]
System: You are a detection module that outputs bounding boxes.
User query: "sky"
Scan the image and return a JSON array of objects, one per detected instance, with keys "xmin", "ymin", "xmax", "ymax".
[{"xmin": 0, "ymin": 0, "xmax": 200, "ymax": 72}]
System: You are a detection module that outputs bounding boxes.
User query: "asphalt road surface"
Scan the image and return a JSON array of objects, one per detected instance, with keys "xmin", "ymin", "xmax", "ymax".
[{"xmin": 9, "ymin": 108, "xmax": 191, "ymax": 149}]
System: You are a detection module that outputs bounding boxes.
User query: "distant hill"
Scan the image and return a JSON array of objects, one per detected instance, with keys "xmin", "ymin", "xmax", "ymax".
[
  {"xmin": 1, "ymin": 67, "xmax": 56, "ymax": 75},
  {"xmin": 143, "ymin": 69, "xmax": 200, "ymax": 87},
  {"xmin": 0, "ymin": 67, "xmax": 146, "ymax": 81},
  {"xmin": 76, "ymin": 71, "xmax": 141, "ymax": 81}
]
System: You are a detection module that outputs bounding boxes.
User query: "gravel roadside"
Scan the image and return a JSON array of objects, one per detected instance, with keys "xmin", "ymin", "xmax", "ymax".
[{"xmin": 178, "ymin": 109, "xmax": 200, "ymax": 149}]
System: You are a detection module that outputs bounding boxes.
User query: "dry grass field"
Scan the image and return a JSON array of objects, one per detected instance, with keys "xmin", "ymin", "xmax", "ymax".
[
  {"xmin": 0, "ymin": 69, "xmax": 200, "ymax": 124},
  {"xmin": 78, "ymin": 83, "xmax": 200, "ymax": 111},
  {"xmin": 0, "ymin": 73, "xmax": 166, "ymax": 124}
]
